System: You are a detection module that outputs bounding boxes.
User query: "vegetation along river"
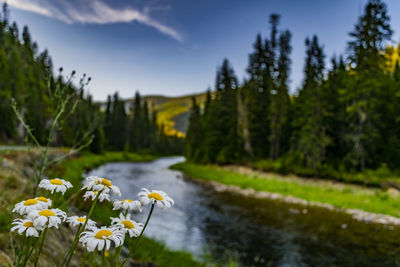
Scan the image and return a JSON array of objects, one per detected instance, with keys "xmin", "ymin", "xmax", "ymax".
[{"xmin": 87, "ymin": 156, "xmax": 400, "ymax": 267}]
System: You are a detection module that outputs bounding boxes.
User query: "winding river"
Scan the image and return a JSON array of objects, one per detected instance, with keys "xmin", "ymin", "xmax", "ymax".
[{"xmin": 87, "ymin": 156, "xmax": 400, "ymax": 267}]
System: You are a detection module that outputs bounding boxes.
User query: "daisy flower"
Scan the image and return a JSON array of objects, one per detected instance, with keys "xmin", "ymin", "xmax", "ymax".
[
  {"xmin": 138, "ymin": 188, "xmax": 174, "ymax": 209},
  {"xmin": 35, "ymin": 196, "xmax": 52, "ymax": 207},
  {"xmin": 83, "ymin": 190, "xmax": 110, "ymax": 202},
  {"xmin": 82, "ymin": 176, "xmax": 121, "ymax": 196},
  {"xmin": 28, "ymin": 208, "xmax": 66, "ymax": 230},
  {"xmin": 112, "ymin": 199, "xmax": 142, "ymax": 212},
  {"xmin": 11, "ymin": 218, "xmax": 39, "ymax": 237},
  {"xmin": 39, "ymin": 178, "xmax": 73, "ymax": 195},
  {"xmin": 111, "ymin": 213, "xmax": 143, "ymax": 238},
  {"xmin": 80, "ymin": 226, "xmax": 125, "ymax": 252},
  {"xmin": 67, "ymin": 216, "xmax": 96, "ymax": 229},
  {"xmin": 12, "ymin": 198, "xmax": 50, "ymax": 215}
]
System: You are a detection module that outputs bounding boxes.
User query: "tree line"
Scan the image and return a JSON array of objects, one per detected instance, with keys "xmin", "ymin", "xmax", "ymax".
[
  {"xmin": 186, "ymin": 0, "xmax": 400, "ymax": 175},
  {"xmin": 0, "ymin": 4, "xmax": 183, "ymax": 155}
]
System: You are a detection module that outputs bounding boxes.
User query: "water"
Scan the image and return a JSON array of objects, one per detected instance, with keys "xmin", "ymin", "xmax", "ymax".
[{"xmin": 87, "ymin": 156, "xmax": 400, "ymax": 267}]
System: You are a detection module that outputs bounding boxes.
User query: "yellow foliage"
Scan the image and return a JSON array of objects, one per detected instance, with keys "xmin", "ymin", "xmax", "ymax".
[{"xmin": 384, "ymin": 43, "xmax": 400, "ymax": 72}]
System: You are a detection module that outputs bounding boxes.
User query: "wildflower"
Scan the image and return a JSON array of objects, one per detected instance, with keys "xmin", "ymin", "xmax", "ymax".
[
  {"xmin": 83, "ymin": 190, "xmax": 110, "ymax": 202},
  {"xmin": 28, "ymin": 208, "xmax": 66, "ymax": 230},
  {"xmin": 82, "ymin": 176, "xmax": 121, "ymax": 196},
  {"xmin": 39, "ymin": 178, "xmax": 72, "ymax": 195},
  {"xmin": 80, "ymin": 226, "xmax": 125, "ymax": 252},
  {"xmin": 67, "ymin": 216, "xmax": 96, "ymax": 229},
  {"xmin": 35, "ymin": 196, "xmax": 52, "ymax": 207},
  {"xmin": 112, "ymin": 199, "xmax": 142, "ymax": 212},
  {"xmin": 12, "ymin": 198, "xmax": 50, "ymax": 215},
  {"xmin": 138, "ymin": 188, "xmax": 174, "ymax": 209},
  {"xmin": 111, "ymin": 213, "xmax": 143, "ymax": 238},
  {"xmin": 11, "ymin": 218, "xmax": 39, "ymax": 237}
]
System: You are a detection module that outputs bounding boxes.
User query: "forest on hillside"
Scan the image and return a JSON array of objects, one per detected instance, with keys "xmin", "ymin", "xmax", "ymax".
[
  {"xmin": 0, "ymin": 4, "xmax": 183, "ymax": 155},
  {"xmin": 185, "ymin": 0, "xmax": 400, "ymax": 178}
]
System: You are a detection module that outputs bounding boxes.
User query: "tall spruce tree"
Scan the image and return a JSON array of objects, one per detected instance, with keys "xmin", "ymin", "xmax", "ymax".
[
  {"xmin": 269, "ymin": 29, "xmax": 291, "ymax": 159},
  {"xmin": 293, "ymin": 35, "xmax": 329, "ymax": 170},
  {"xmin": 203, "ymin": 59, "xmax": 240, "ymax": 163},
  {"xmin": 345, "ymin": 0, "xmax": 392, "ymax": 170},
  {"xmin": 185, "ymin": 98, "xmax": 202, "ymax": 161}
]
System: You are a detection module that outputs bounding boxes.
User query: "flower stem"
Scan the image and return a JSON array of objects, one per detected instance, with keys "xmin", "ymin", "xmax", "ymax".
[
  {"xmin": 121, "ymin": 203, "xmax": 155, "ymax": 267},
  {"xmin": 114, "ymin": 246, "xmax": 123, "ymax": 267},
  {"xmin": 101, "ymin": 247, "xmax": 106, "ymax": 266},
  {"xmin": 62, "ymin": 224, "xmax": 82, "ymax": 266},
  {"xmin": 64, "ymin": 191, "xmax": 101, "ymax": 267},
  {"xmin": 33, "ymin": 227, "xmax": 48, "ymax": 267},
  {"xmin": 15, "ymin": 235, "xmax": 26, "ymax": 266},
  {"xmin": 21, "ymin": 237, "xmax": 38, "ymax": 267}
]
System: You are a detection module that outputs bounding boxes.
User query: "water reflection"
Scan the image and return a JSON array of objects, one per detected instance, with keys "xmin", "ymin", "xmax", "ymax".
[{"xmin": 87, "ymin": 156, "xmax": 400, "ymax": 267}]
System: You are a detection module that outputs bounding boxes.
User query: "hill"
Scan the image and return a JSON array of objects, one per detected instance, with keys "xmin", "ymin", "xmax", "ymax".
[{"xmin": 98, "ymin": 92, "xmax": 208, "ymax": 137}]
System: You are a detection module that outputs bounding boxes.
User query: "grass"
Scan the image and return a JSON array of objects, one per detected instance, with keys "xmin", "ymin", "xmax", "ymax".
[
  {"xmin": 252, "ymin": 158, "xmax": 400, "ymax": 187},
  {"xmin": 172, "ymin": 162, "xmax": 400, "ymax": 217},
  {"xmin": 50, "ymin": 151, "xmax": 203, "ymax": 267}
]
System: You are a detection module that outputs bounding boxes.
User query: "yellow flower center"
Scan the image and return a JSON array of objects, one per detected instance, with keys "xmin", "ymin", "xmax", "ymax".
[
  {"xmin": 38, "ymin": 210, "xmax": 55, "ymax": 217},
  {"xmin": 122, "ymin": 220, "xmax": 135, "ymax": 229},
  {"xmin": 77, "ymin": 217, "xmax": 86, "ymax": 222},
  {"xmin": 93, "ymin": 191, "xmax": 99, "ymax": 194},
  {"xmin": 50, "ymin": 179, "xmax": 63, "ymax": 185},
  {"xmin": 95, "ymin": 229, "xmax": 113, "ymax": 239},
  {"xmin": 148, "ymin": 192, "xmax": 163, "ymax": 201},
  {"xmin": 23, "ymin": 221, "xmax": 34, "ymax": 227},
  {"xmin": 122, "ymin": 199, "xmax": 132, "ymax": 203},
  {"xmin": 100, "ymin": 178, "xmax": 112, "ymax": 188},
  {"xmin": 24, "ymin": 199, "xmax": 38, "ymax": 206},
  {"xmin": 37, "ymin": 197, "xmax": 48, "ymax": 202}
]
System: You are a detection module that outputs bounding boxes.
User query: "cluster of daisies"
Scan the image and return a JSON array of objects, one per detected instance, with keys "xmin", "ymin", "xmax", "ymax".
[{"xmin": 10, "ymin": 175, "xmax": 174, "ymax": 267}]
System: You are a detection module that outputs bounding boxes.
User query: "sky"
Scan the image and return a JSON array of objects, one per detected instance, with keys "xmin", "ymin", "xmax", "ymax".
[{"xmin": 3, "ymin": 0, "xmax": 400, "ymax": 101}]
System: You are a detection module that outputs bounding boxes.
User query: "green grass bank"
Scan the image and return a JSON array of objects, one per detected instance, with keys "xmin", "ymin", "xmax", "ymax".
[
  {"xmin": 172, "ymin": 162, "xmax": 400, "ymax": 218},
  {"xmin": 51, "ymin": 151, "xmax": 203, "ymax": 267}
]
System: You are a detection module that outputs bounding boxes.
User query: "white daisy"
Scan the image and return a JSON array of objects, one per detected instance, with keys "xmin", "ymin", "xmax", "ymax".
[
  {"xmin": 67, "ymin": 216, "xmax": 96, "ymax": 229},
  {"xmin": 111, "ymin": 213, "xmax": 143, "ymax": 238},
  {"xmin": 35, "ymin": 196, "xmax": 52, "ymax": 207},
  {"xmin": 138, "ymin": 188, "xmax": 174, "ymax": 209},
  {"xmin": 27, "ymin": 208, "xmax": 66, "ymax": 230},
  {"xmin": 79, "ymin": 226, "xmax": 125, "ymax": 252},
  {"xmin": 82, "ymin": 176, "xmax": 121, "ymax": 196},
  {"xmin": 38, "ymin": 178, "xmax": 73, "ymax": 195},
  {"xmin": 83, "ymin": 190, "xmax": 110, "ymax": 202},
  {"xmin": 11, "ymin": 218, "xmax": 39, "ymax": 237},
  {"xmin": 112, "ymin": 199, "xmax": 142, "ymax": 212},
  {"xmin": 12, "ymin": 198, "xmax": 50, "ymax": 215}
]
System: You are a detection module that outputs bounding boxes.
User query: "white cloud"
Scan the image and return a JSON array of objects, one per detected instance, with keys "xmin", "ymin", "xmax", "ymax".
[{"xmin": 3, "ymin": 0, "xmax": 183, "ymax": 42}]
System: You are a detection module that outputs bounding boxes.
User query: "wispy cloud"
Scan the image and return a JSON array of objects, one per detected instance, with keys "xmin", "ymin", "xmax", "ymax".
[{"xmin": 3, "ymin": 0, "xmax": 183, "ymax": 42}]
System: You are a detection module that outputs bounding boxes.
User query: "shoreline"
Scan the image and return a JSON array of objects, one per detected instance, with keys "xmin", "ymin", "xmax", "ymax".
[{"xmin": 172, "ymin": 162, "xmax": 400, "ymax": 226}]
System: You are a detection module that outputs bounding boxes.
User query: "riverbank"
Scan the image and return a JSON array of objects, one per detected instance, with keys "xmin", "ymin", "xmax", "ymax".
[
  {"xmin": 172, "ymin": 162, "xmax": 400, "ymax": 222},
  {"xmin": 0, "ymin": 151, "xmax": 202, "ymax": 266}
]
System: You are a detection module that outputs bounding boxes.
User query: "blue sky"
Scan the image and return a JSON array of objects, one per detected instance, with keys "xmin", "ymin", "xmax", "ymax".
[{"xmin": 4, "ymin": 0, "xmax": 400, "ymax": 101}]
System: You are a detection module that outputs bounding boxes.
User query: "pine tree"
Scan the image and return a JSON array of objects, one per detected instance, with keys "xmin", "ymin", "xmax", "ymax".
[
  {"xmin": 293, "ymin": 35, "xmax": 329, "ymax": 170},
  {"xmin": 269, "ymin": 29, "xmax": 291, "ymax": 159},
  {"xmin": 130, "ymin": 91, "xmax": 143, "ymax": 151},
  {"xmin": 185, "ymin": 98, "xmax": 202, "ymax": 161},
  {"xmin": 345, "ymin": 0, "xmax": 392, "ymax": 170},
  {"xmin": 203, "ymin": 59, "xmax": 240, "ymax": 163},
  {"xmin": 323, "ymin": 56, "xmax": 350, "ymax": 166}
]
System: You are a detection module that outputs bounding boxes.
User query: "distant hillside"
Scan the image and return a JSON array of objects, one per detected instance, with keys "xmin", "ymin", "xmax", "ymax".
[{"xmin": 99, "ymin": 92, "xmax": 208, "ymax": 136}]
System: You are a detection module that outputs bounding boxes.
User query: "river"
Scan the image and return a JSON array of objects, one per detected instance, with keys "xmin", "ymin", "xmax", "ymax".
[{"xmin": 87, "ymin": 156, "xmax": 400, "ymax": 267}]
